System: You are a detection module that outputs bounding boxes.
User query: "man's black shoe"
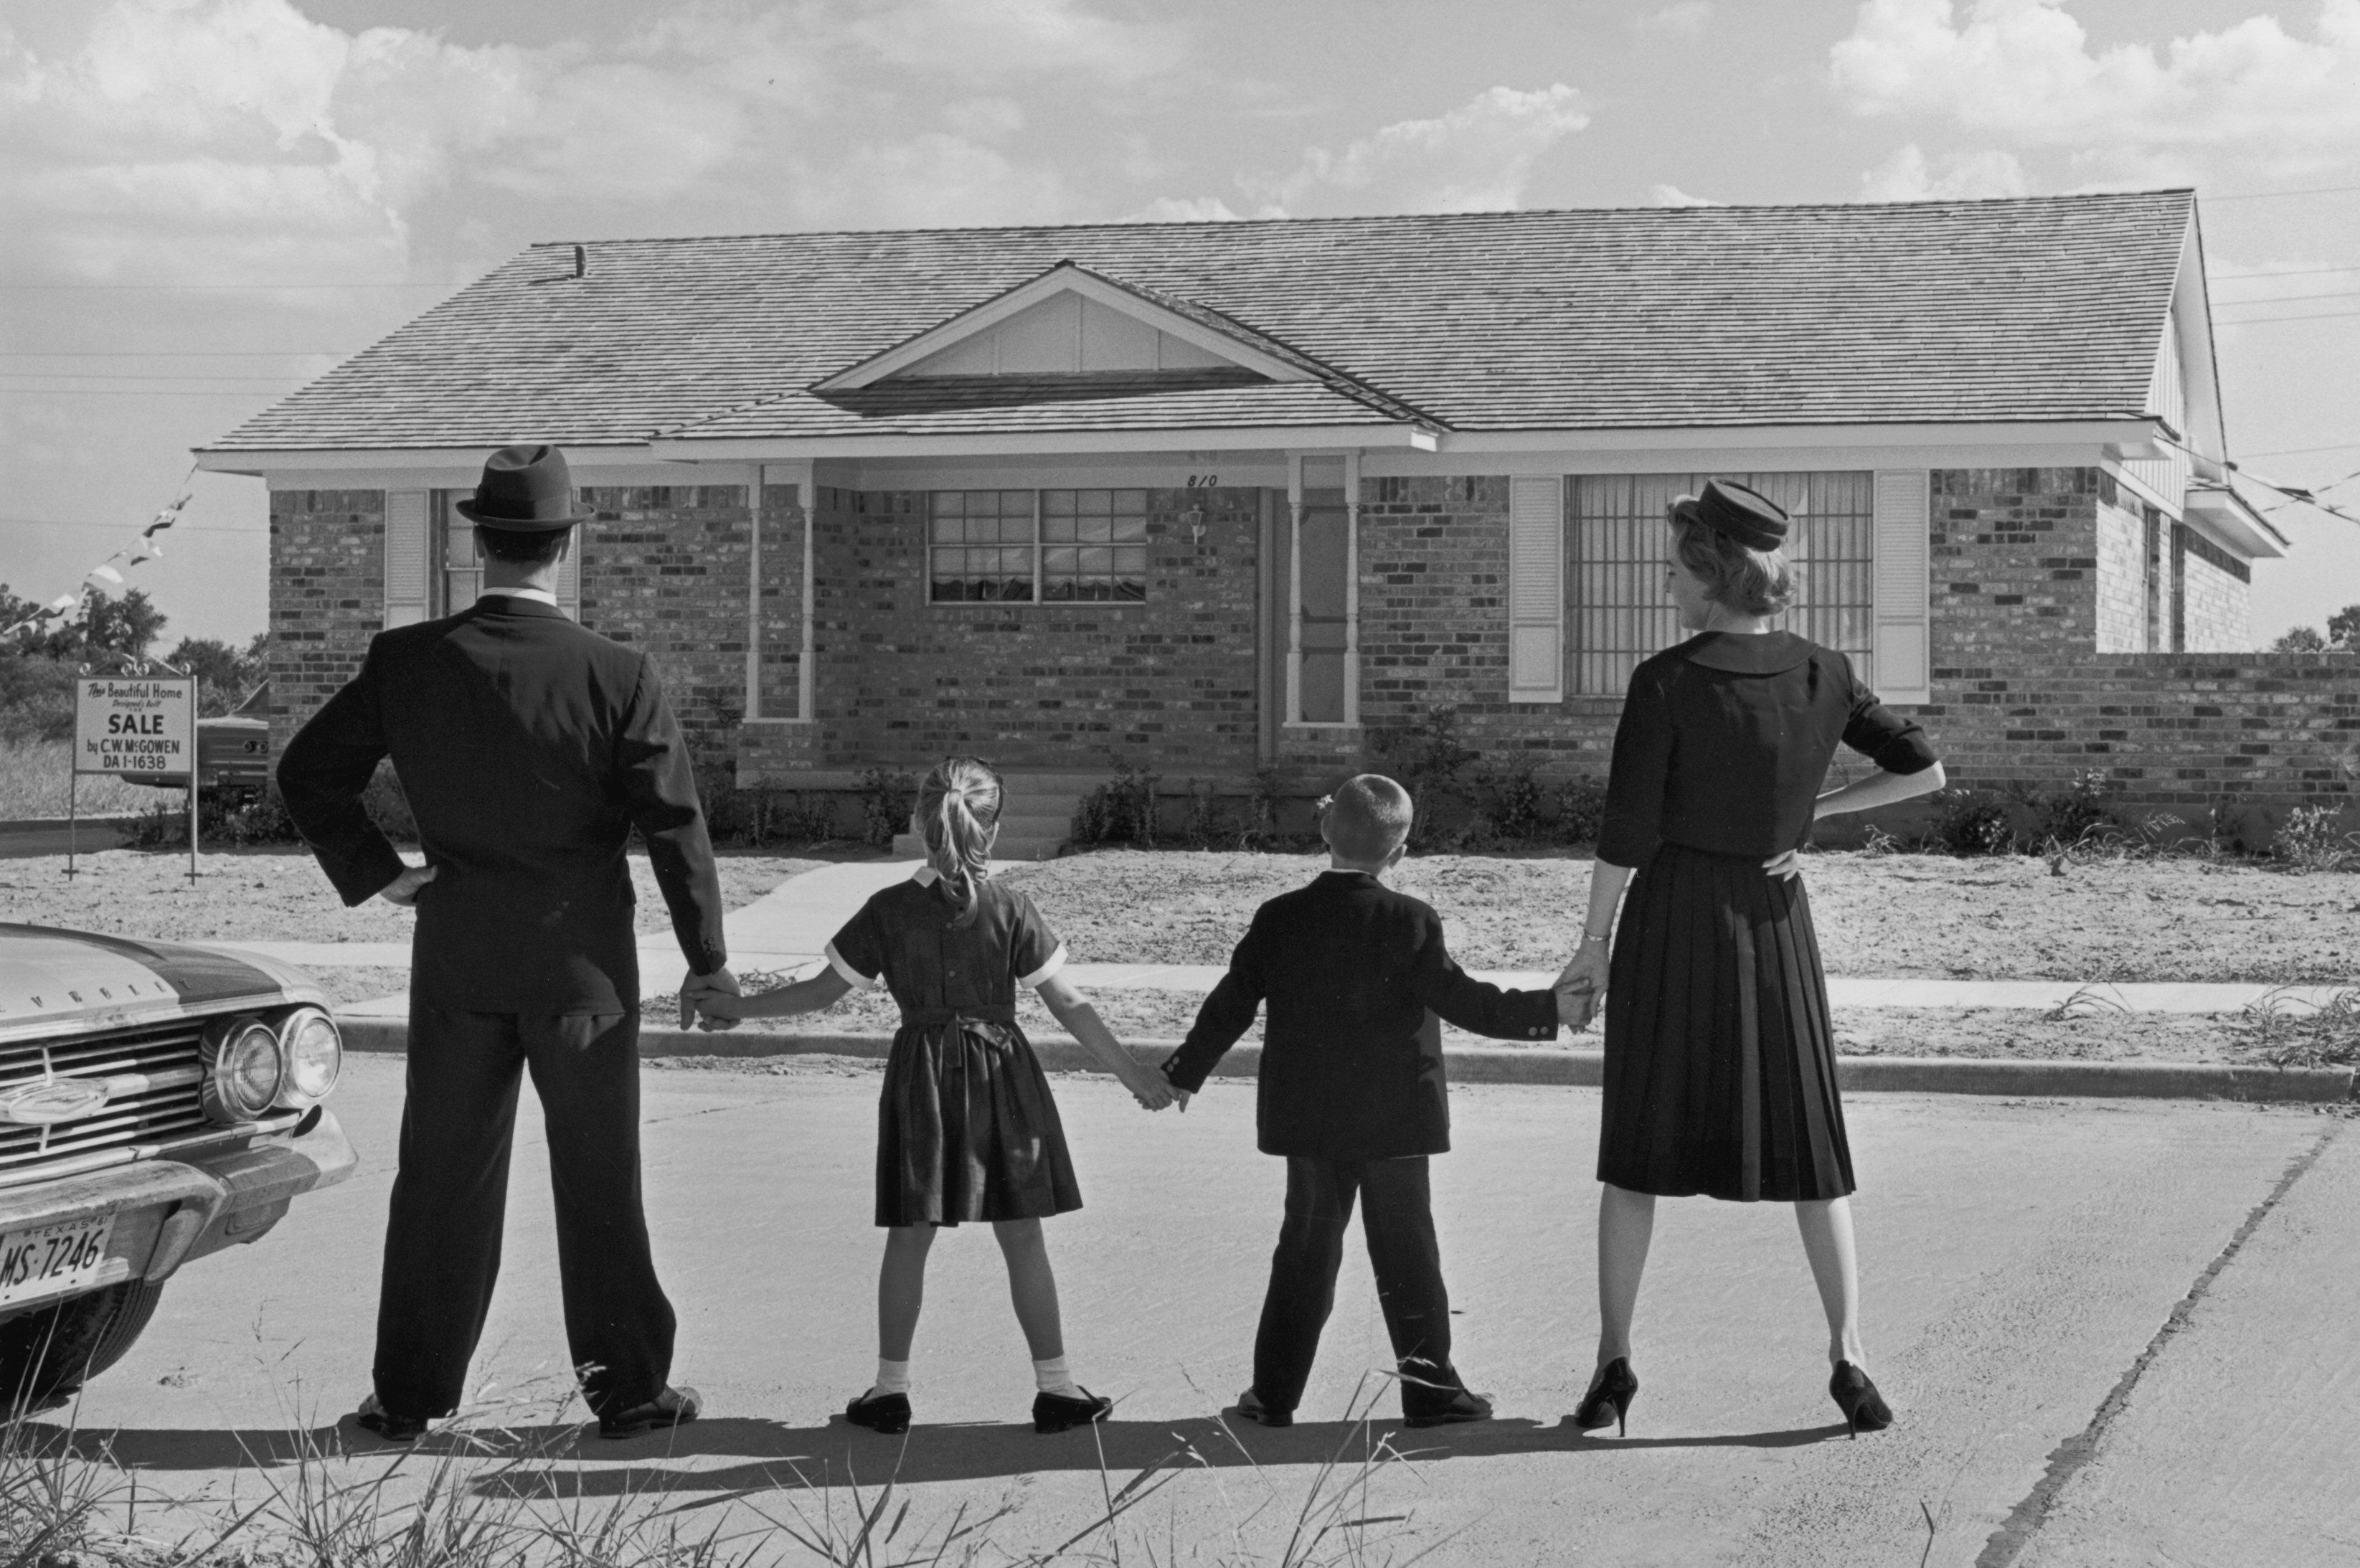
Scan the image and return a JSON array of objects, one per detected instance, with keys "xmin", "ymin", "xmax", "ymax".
[
  {"xmin": 598, "ymin": 1384, "xmax": 702, "ymax": 1440},
  {"xmin": 1032, "ymin": 1387, "xmax": 1113, "ymax": 1434},
  {"xmin": 354, "ymin": 1394, "xmax": 430, "ymax": 1443},
  {"xmin": 1233, "ymin": 1388, "xmax": 1293, "ymax": 1428}
]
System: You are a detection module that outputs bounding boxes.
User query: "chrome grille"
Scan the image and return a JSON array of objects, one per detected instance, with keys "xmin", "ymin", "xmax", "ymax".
[{"xmin": 0, "ymin": 1017, "xmax": 209, "ymax": 1173}]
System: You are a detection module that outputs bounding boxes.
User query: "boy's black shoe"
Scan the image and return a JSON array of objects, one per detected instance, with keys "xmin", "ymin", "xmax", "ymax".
[
  {"xmin": 598, "ymin": 1384, "xmax": 702, "ymax": 1440},
  {"xmin": 1233, "ymin": 1388, "xmax": 1293, "ymax": 1428},
  {"xmin": 845, "ymin": 1389, "xmax": 912, "ymax": 1435},
  {"xmin": 354, "ymin": 1394, "xmax": 430, "ymax": 1443},
  {"xmin": 1402, "ymin": 1388, "xmax": 1493, "ymax": 1429},
  {"xmin": 1033, "ymin": 1387, "xmax": 1113, "ymax": 1434}
]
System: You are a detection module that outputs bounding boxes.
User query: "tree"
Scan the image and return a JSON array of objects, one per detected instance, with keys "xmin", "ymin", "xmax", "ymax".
[
  {"xmin": 5, "ymin": 587, "xmax": 168, "ymax": 663},
  {"xmin": 167, "ymin": 633, "xmax": 268, "ymax": 715},
  {"xmin": 2329, "ymin": 604, "xmax": 2360, "ymax": 651},
  {"xmin": 2275, "ymin": 625, "xmax": 2327, "ymax": 652}
]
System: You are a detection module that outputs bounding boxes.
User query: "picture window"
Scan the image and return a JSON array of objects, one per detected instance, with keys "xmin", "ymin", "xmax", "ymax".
[{"xmin": 928, "ymin": 488, "xmax": 1148, "ymax": 604}]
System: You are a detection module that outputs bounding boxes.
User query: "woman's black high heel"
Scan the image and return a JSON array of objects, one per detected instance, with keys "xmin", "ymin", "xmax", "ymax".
[
  {"xmin": 1828, "ymin": 1361, "xmax": 1892, "ymax": 1438},
  {"xmin": 1573, "ymin": 1357, "xmax": 1639, "ymax": 1437}
]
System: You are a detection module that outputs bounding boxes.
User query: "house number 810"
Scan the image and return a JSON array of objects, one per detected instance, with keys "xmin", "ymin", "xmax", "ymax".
[{"xmin": 1186, "ymin": 475, "xmax": 1219, "ymax": 488}]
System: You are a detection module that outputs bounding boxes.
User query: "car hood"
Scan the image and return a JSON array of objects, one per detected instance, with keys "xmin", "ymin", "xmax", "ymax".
[{"xmin": 0, "ymin": 923, "xmax": 327, "ymax": 1037}]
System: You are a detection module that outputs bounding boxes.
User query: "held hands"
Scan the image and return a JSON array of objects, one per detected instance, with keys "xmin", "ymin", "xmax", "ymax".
[
  {"xmin": 679, "ymin": 966, "xmax": 742, "ymax": 1031},
  {"xmin": 1556, "ymin": 943, "xmax": 1612, "ymax": 1034},
  {"xmin": 377, "ymin": 863, "xmax": 437, "ymax": 907},
  {"xmin": 1131, "ymin": 1069, "xmax": 1179, "ymax": 1113}
]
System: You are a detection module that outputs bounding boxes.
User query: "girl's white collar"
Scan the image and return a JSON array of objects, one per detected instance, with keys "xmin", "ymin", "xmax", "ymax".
[{"xmin": 911, "ymin": 866, "xmax": 940, "ymax": 886}]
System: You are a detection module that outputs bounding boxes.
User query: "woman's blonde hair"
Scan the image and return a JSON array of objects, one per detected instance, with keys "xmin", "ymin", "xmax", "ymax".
[
  {"xmin": 918, "ymin": 756, "xmax": 1002, "ymax": 927},
  {"xmin": 1670, "ymin": 506, "xmax": 1795, "ymax": 618}
]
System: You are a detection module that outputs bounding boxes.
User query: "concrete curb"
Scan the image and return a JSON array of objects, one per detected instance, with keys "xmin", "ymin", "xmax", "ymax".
[{"xmin": 333, "ymin": 1018, "xmax": 2359, "ymax": 1103}]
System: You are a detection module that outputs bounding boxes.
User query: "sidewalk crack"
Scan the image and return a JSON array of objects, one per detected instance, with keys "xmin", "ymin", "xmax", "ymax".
[{"xmin": 1976, "ymin": 1120, "xmax": 2343, "ymax": 1568}]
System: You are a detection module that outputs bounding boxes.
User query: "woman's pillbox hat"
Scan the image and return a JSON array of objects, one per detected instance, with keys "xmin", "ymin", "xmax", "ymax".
[{"xmin": 1676, "ymin": 479, "xmax": 1790, "ymax": 552}]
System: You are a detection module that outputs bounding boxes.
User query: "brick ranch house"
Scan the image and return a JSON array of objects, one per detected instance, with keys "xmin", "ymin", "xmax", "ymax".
[{"xmin": 201, "ymin": 189, "xmax": 2352, "ymax": 852}]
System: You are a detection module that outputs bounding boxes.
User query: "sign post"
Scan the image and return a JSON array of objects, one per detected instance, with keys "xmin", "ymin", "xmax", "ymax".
[{"xmin": 73, "ymin": 675, "xmax": 197, "ymax": 881}]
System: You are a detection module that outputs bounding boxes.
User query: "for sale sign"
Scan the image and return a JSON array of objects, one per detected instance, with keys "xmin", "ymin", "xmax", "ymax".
[{"xmin": 75, "ymin": 677, "xmax": 194, "ymax": 777}]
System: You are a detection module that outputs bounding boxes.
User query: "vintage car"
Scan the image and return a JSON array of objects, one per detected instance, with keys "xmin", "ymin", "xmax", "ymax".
[
  {"xmin": 0, "ymin": 922, "xmax": 354, "ymax": 1405},
  {"xmin": 121, "ymin": 681, "xmax": 272, "ymax": 800}
]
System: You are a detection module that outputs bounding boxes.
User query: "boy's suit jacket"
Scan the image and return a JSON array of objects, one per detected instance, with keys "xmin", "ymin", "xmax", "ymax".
[
  {"xmin": 1161, "ymin": 870, "xmax": 1557, "ymax": 1160},
  {"xmin": 277, "ymin": 595, "xmax": 727, "ymax": 1015}
]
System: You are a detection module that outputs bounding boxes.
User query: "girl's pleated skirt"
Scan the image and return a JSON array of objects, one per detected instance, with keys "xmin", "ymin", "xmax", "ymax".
[
  {"xmin": 875, "ymin": 1011, "xmax": 1083, "ymax": 1227},
  {"xmin": 1598, "ymin": 841, "xmax": 1856, "ymax": 1203}
]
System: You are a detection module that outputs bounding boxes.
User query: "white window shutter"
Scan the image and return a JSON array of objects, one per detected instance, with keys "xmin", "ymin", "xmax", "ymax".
[
  {"xmin": 555, "ymin": 525, "xmax": 582, "ymax": 620},
  {"xmin": 384, "ymin": 489, "xmax": 430, "ymax": 628},
  {"xmin": 1508, "ymin": 476, "xmax": 1564, "ymax": 702},
  {"xmin": 1871, "ymin": 470, "xmax": 1930, "ymax": 704}
]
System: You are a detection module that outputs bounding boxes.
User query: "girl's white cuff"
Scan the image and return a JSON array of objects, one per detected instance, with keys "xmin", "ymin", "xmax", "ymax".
[
  {"xmin": 1018, "ymin": 943, "xmax": 1068, "ymax": 988},
  {"xmin": 826, "ymin": 941, "xmax": 884, "ymax": 991}
]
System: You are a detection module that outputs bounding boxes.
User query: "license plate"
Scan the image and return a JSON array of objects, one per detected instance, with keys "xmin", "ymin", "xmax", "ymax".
[{"xmin": 0, "ymin": 1214, "xmax": 115, "ymax": 1307}]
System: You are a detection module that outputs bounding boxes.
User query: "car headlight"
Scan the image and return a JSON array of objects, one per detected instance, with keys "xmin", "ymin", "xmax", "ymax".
[
  {"xmin": 200, "ymin": 1016, "xmax": 283, "ymax": 1123},
  {"xmin": 273, "ymin": 1006, "xmax": 343, "ymax": 1106}
]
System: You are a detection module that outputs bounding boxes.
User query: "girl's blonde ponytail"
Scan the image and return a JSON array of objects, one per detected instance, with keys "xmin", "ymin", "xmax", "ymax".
[{"xmin": 917, "ymin": 757, "xmax": 1001, "ymax": 927}]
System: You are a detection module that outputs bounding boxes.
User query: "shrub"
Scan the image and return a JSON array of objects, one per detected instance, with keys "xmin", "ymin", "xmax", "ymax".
[
  {"xmin": 1474, "ymin": 757, "xmax": 1545, "ymax": 844},
  {"xmin": 2273, "ymin": 802, "xmax": 2358, "ymax": 873},
  {"xmin": 1369, "ymin": 704, "xmax": 1482, "ymax": 851},
  {"xmin": 1929, "ymin": 788, "xmax": 2016, "ymax": 855},
  {"xmin": 2031, "ymin": 768, "xmax": 2121, "ymax": 846},
  {"xmin": 1072, "ymin": 762, "xmax": 1159, "ymax": 847},
  {"xmin": 1553, "ymin": 775, "xmax": 1609, "ymax": 847},
  {"xmin": 1245, "ymin": 765, "xmax": 1287, "ymax": 848},
  {"xmin": 0, "ymin": 656, "xmax": 76, "ymax": 743},
  {"xmin": 124, "ymin": 786, "xmax": 302, "ymax": 849},
  {"xmin": 857, "ymin": 766, "xmax": 916, "ymax": 848}
]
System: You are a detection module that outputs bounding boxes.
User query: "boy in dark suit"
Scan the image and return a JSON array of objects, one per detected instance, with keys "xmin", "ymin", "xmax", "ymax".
[{"xmin": 1159, "ymin": 774, "xmax": 1572, "ymax": 1427}]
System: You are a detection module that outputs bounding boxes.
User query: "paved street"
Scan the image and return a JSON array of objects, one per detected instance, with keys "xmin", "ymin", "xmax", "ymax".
[{"xmin": 46, "ymin": 1061, "xmax": 2359, "ymax": 1567}]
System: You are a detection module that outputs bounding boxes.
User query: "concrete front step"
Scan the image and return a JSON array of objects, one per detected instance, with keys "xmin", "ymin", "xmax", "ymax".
[{"xmin": 888, "ymin": 770, "xmax": 1092, "ymax": 861}]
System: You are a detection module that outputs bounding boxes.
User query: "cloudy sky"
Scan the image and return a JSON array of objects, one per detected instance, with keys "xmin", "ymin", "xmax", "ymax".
[{"xmin": 6, "ymin": 0, "xmax": 2358, "ymax": 646}]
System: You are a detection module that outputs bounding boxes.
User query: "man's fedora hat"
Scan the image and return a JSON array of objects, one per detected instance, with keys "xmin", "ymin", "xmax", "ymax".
[
  {"xmin": 1674, "ymin": 479, "xmax": 1790, "ymax": 552},
  {"xmin": 455, "ymin": 443, "xmax": 593, "ymax": 532}
]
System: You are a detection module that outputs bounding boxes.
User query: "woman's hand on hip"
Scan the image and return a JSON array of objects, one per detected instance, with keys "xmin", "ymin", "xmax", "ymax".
[{"xmin": 1761, "ymin": 849, "xmax": 1803, "ymax": 881}]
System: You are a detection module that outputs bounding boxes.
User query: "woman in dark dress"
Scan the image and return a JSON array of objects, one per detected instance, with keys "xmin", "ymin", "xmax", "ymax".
[{"xmin": 1555, "ymin": 480, "xmax": 1945, "ymax": 1439}]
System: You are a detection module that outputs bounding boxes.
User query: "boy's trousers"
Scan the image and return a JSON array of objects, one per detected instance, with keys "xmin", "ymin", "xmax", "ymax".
[{"xmin": 1252, "ymin": 1155, "xmax": 1462, "ymax": 1416}]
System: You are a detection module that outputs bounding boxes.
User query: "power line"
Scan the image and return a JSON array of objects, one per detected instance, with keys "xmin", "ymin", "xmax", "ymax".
[
  {"xmin": 0, "ymin": 516, "xmax": 267, "ymax": 534},
  {"xmin": 0, "ymin": 281, "xmax": 457, "ymax": 291},
  {"xmin": 2237, "ymin": 442, "xmax": 2360, "ymax": 459},
  {"xmin": 0, "ymin": 372, "xmax": 303, "ymax": 384},
  {"xmin": 2212, "ymin": 307, "xmax": 2360, "ymax": 326},
  {"xmin": 2213, "ymin": 287, "xmax": 2360, "ymax": 307},
  {"xmin": 2204, "ymin": 182, "xmax": 2360, "ymax": 202},
  {"xmin": 0, "ymin": 388, "xmax": 281, "ymax": 397},
  {"xmin": 2212, "ymin": 262, "xmax": 2360, "ymax": 280},
  {"xmin": 0, "ymin": 351, "xmax": 349, "ymax": 359}
]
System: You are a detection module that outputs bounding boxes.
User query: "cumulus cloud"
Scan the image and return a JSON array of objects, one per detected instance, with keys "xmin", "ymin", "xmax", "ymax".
[
  {"xmin": 0, "ymin": 0, "xmax": 1167, "ymax": 288},
  {"xmin": 1831, "ymin": 0, "xmax": 2360, "ymax": 180},
  {"xmin": 1648, "ymin": 183, "xmax": 1724, "ymax": 206},
  {"xmin": 1634, "ymin": 4, "xmax": 1714, "ymax": 39},
  {"xmin": 1131, "ymin": 195, "xmax": 1249, "ymax": 222},
  {"xmin": 1858, "ymin": 143, "xmax": 2030, "ymax": 199},
  {"xmin": 1245, "ymin": 84, "xmax": 1590, "ymax": 216}
]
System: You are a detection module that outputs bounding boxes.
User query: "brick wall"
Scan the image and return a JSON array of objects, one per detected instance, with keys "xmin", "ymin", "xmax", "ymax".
[
  {"xmin": 2176, "ymin": 524, "xmax": 2251, "ymax": 652},
  {"xmin": 1912, "ymin": 653, "xmax": 2355, "ymax": 815},
  {"xmin": 2093, "ymin": 491, "xmax": 2148, "ymax": 651},
  {"xmin": 575, "ymin": 484, "xmax": 752, "ymax": 758},
  {"xmin": 1928, "ymin": 467, "xmax": 2100, "ymax": 672},
  {"xmin": 266, "ymin": 489, "xmax": 382, "ymax": 755},
  {"xmin": 800, "ymin": 484, "xmax": 1262, "ymax": 773}
]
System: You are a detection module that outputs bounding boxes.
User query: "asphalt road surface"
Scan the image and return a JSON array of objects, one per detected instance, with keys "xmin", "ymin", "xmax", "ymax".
[{"xmin": 44, "ymin": 1058, "xmax": 2359, "ymax": 1567}]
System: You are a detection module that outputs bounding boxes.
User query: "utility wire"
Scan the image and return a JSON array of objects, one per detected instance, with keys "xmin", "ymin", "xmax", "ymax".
[{"xmin": 1, "ymin": 516, "xmax": 267, "ymax": 534}]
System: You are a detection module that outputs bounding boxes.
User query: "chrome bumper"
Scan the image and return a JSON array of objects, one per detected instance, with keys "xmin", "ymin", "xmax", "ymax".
[{"xmin": 0, "ymin": 1110, "xmax": 356, "ymax": 1318}]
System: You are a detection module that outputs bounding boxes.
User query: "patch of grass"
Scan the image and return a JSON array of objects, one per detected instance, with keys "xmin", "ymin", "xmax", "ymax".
[
  {"xmin": 0, "ymin": 737, "xmax": 155, "ymax": 819},
  {"xmin": 2234, "ymin": 988, "xmax": 2360, "ymax": 1069}
]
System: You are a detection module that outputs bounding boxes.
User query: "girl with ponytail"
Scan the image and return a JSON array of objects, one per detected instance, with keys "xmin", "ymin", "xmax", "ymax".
[{"xmin": 692, "ymin": 755, "xmax": 1175, "ymax": 1436}]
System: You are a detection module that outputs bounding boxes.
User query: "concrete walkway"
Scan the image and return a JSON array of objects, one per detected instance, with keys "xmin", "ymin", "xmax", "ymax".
[{"xmin": 220, "ymin": 857, "xmax": 2354, "ymax": 1017}]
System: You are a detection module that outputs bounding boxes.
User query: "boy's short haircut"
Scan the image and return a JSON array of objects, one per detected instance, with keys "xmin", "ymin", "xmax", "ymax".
[{"xmin": 1323, "ymin": 774, "xmax": 1414, "ymax": 863}]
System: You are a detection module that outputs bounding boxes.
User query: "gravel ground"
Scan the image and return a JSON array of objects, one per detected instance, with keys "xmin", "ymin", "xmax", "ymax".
[
  {"xmin": 699, "ymin": 983, "xmax": 2284, "ymax": 1065},
  {"xmin": 997, "ymin": 848, "xmax": 2360, "ymax": 984},
  {"xmin": 0, "ymin": 847, "xmax": 822, "ymax": 945}
]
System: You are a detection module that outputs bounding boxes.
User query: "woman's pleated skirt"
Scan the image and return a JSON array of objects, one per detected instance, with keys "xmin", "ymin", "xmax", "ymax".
[
  {"xmin": 876, "ymin": 1016, "xmax": 1084, "ymax": 1227},
  {"xmin": 1598, "ymin": 841, "xmax": 1856, "ymax": 1203}
]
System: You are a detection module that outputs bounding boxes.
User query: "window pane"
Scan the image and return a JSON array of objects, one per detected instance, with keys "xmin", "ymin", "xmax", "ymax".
[
  {"xmin": 1113, "ymin": 490, "xmax": 1147, "ymax": 516},
  {"xmin": 1042, "ymin": 511, "xmax": 1077, "ymax": 542},
  {"xmin": 1113, "ymin": 514, "xmax": 1147, "ymax": 542},
  {"xmin": 1079, "ymin": 514, "xmax": 1112, "ymax": 543},
  {"xmin": 1077, "ymin": 488, "xmax": 1110, "ymax": 516},
  {"xmin": 1042, "ymin": 490, "xmax": 1075, "ymax": 517},
  {"xmin": 1043, "ymin": 546, "xmax": 1079, "ymax": 575},
  {"xmin": 1112, "ymin": 545, "xmax": 1146, "ymax": 575},
  {"xmin": 934, "ymin": 492, "xmax": 966, "ymax": 519}
]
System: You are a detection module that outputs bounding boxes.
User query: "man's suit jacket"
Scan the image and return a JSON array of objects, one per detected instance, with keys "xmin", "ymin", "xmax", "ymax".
[
  {"xmin": 277, "ymin": 595, "xmax": 727, "ymax": 1015},
  {"xmin": 1161, "ymin": 871, "xmax": 1558, "ymax": 1161}
]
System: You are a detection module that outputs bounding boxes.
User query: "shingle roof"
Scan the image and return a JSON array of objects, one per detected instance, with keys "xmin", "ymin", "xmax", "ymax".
[{"xmin": 202, "ymin": 191, "xmax": 2194, "ymax": 452}]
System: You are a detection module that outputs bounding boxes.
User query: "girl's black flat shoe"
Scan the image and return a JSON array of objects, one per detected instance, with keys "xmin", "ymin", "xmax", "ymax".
[
  {"xmin": 1033, "ymin": 1387, "xmax": 1113, "ymax": 1434},
  {"xmin": 846, "ymin": 1389, "xmax": 912, "ymax": 1435},
  {"xmin": 1828, "ymin": 1361, "xmax": 1892, "ymax": 1438},
  {"xmin": 1573, "ymin": 1357, "xmax": 1639, "ymax": 1437}
]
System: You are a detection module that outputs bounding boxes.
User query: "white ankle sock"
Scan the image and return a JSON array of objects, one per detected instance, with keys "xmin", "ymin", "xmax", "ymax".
[
  {"xmin": 873, "ymin": 1358, "xmax": 910, "ymax": 1396},
  {"xmin": 1033, "ymin": 1355, "xmax": 1081, "ymax": 1397}
]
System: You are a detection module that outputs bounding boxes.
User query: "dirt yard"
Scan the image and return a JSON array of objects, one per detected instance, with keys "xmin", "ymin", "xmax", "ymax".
[
  {"xmin": 997, "ymin": 848, "xmax": 2360, "ymax": 985},
  {"xmin": 0, "ymin": 846, "xmax": 822, "ymax": 945}
]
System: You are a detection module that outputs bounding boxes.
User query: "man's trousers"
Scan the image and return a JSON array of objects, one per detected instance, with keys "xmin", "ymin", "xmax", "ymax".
[
  {"xmin": 1252, "ymin": 1155, "xmax": 1463, "ymax": 1418},
  {"xmin": 374, "ymin": 1006, "xmax": 675, "ymax": 1420}
]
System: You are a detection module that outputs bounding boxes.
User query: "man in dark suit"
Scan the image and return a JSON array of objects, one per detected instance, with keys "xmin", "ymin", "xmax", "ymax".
[
  {"xmin": 279, "ymin": 443, "xmax": 735, "ymax": 1441},
  {"xmin": 1159, "ymin": 775, "xmax": 1575, "ymax": 1428}
]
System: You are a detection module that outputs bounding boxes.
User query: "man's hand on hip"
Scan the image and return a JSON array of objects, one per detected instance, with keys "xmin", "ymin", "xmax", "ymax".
[
  {"xmin": 680, "ymin": 966, "xmax": 741, "ymax": 1031},
  {"xmin": 377, "ymin": 863, "xmax": 438, "ymax": 907}
]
